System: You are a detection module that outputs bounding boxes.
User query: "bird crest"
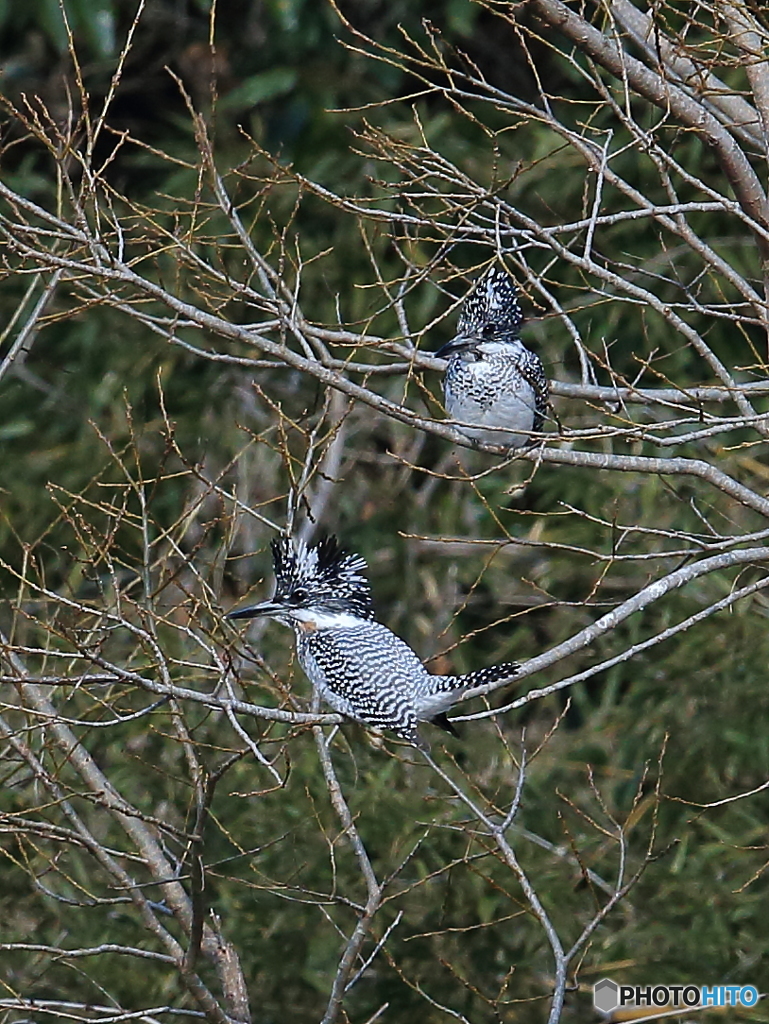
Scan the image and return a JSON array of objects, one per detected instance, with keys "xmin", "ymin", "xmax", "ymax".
[
  {"xmin": 271, "ymin": 535, "xmax": 375, "ymax": 619},
  {"xmin": 457, "ymin": 264, "xmax": 524, "ymax": 339}
]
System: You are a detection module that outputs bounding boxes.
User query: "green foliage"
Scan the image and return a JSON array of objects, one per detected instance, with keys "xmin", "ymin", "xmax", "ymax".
[{"xmin": 2, "ymin": 2, "xmax": 769, "ymax": 1022}]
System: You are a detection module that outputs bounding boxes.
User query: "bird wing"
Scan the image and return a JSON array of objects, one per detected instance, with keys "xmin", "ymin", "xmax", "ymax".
[{"xmin": 299, "ymin": 623, "xmax": 425, "ymax": 743}]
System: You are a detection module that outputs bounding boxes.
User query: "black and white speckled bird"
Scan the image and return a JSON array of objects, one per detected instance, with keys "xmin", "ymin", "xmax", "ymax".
[
  {"xmin": 228, "ymin": 535, "xmax": 518, "ymax": 747},
  {"xmin": 435, "ymin": 265, "xmax": 549, "ymax": 448}
]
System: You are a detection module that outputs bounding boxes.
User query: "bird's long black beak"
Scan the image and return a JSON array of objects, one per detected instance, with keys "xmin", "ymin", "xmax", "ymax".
[
  {"xmin": 434, "ymin": 334, "xmax": 474, "ymax": 359},
  {"xmin": 226, "ymin": 599, "xmax": 282, "ymax": 621}
]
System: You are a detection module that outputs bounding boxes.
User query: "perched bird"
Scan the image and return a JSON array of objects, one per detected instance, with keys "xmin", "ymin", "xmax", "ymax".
[
  {"xmin": 435, "ymin": 265, "xmax": 549, "ymax": 448},
  {"xmin": 228, "ymin": 535, "xmax": 518, "ymax": 747}
]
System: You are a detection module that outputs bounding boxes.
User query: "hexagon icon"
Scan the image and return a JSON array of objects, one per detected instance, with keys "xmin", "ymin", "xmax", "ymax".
[{"xmin": 594, "ymin": 978, "xmax": 619, "ymax": 1013}]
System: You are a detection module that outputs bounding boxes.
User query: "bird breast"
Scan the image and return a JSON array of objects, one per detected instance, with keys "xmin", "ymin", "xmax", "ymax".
[{"xmin": 444, "ymin": 354, "xmax": 538, "ymax": 443}]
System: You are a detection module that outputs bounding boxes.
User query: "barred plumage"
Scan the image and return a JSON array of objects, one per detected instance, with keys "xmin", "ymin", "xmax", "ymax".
[
  {"xmin": 436, "ymin": 265, "xmax": 549, "ymax": 448},
  {"xmin": 228, "ymin": 535, "xmax": 518, "ymax": 747}
]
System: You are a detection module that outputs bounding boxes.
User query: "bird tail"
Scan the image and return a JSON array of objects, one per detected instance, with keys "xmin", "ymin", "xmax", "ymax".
[
  {"xmin": 431, "ymin": 712, "xmax": 460, "ymax": 738},
  {"xmin": 419, "ymin": 662, "xmax": 519, "ymax": 740},
  {"xmin": 444, "ymin": 661, "xmax": 520, "ymax": 692},
  {"xmin": 422, "ymin": 661, "xmax": 519, "ymax": 712}
]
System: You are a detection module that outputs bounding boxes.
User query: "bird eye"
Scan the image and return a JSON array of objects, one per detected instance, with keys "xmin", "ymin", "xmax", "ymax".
[{"xmin": 291, "ymin": 588, "xmax": 308, "ymax": 603}]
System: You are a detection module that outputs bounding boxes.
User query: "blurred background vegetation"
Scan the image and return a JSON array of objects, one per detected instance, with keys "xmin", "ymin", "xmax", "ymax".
[{"xmin": 1, "ymin": 1, "xmax": 769, "ymax": 1022}]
